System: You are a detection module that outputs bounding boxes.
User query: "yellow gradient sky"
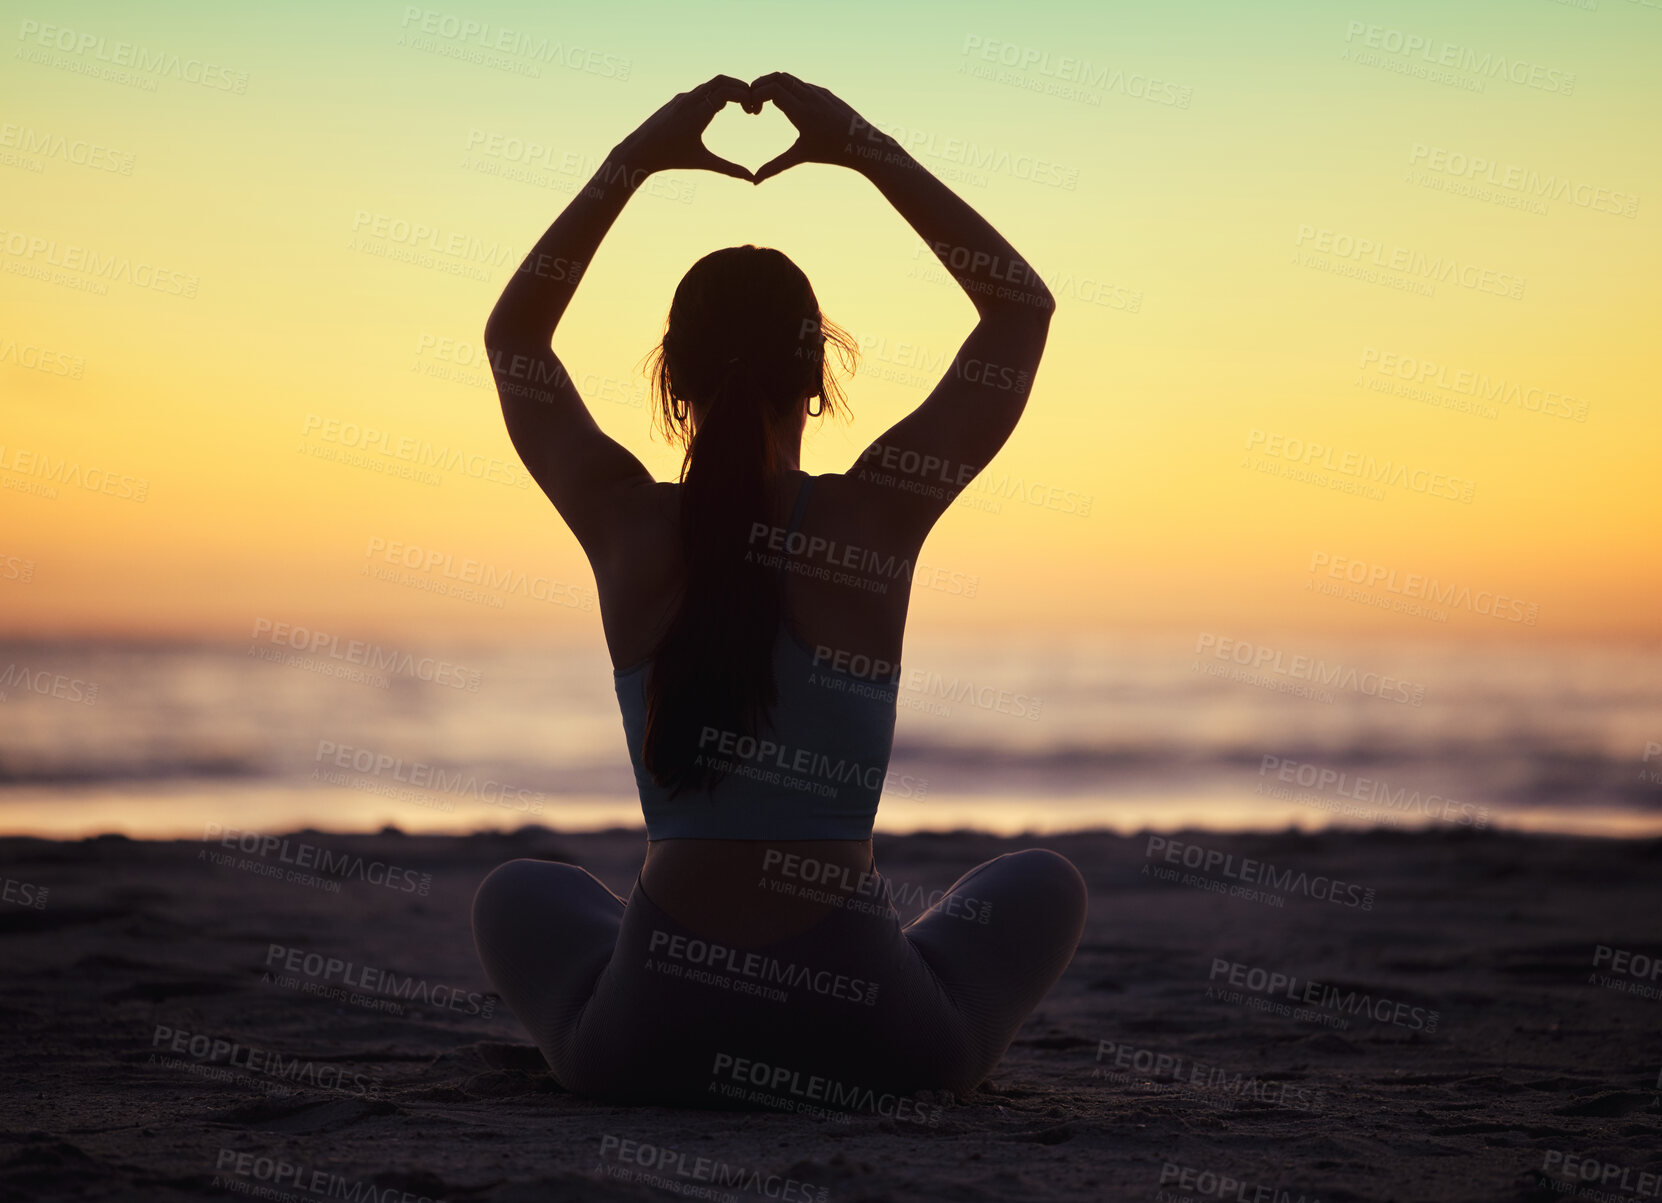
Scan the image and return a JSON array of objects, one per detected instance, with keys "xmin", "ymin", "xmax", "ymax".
[{"xmin": 3, "ymin": 1, "xmax": 1658, "ymax": 647}]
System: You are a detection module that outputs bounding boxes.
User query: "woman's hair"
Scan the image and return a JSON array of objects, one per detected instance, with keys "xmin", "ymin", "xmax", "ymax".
[{"xmin": 640, "ymin": 245, "xmax": 858, "ymax": 796}]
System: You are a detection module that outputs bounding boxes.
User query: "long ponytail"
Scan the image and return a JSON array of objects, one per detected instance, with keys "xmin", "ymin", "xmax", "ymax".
[{"xmin": 641, "ymin": 246, "xmax": 856, "ymax": 796}]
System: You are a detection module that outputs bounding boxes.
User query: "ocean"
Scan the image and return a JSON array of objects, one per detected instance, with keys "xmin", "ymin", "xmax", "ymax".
[{"xmin": 1, "ymin": 632, "xmax": 1658, "ymax": 839}]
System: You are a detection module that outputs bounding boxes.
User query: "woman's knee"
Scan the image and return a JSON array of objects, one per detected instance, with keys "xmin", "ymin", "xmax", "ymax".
[
  {"xmin": 992, "ymin": 848, "xmax": 1088, "ymax": 922},
  {"xmin": 471, "ymin": 858, "xmax": 591, "ymax": 938}
]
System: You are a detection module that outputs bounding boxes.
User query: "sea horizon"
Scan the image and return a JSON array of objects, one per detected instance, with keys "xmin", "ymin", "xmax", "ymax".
[{"xmin": 5, "ymin": 631, "xmax": 1658, "ymax": 840}]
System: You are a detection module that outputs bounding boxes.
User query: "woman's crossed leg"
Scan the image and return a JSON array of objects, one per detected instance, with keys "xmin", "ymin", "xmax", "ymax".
[{"xmin": 470, "ymin": 848, "xmax": 1088, "ymax": 1100}]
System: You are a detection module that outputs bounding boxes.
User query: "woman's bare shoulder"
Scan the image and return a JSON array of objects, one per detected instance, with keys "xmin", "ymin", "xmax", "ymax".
[{"xmin": 587, "ymin": 479, "xmax": 680, "ymax": 576}]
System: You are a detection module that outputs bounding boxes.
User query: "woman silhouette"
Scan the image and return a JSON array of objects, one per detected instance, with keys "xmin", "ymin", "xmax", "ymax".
[{"xmin": 472, "ymin": 73, "xmax": 1086, "ymax": 1105}]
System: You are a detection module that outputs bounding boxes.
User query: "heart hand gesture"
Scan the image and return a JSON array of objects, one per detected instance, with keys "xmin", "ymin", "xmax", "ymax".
[
  {"xmin": 747, "ymin": 73, "xmax": 874, "ymax": 183},
  {"xmin": 614, "ymin": 74, "xmax": 758, "ymax": 182}
]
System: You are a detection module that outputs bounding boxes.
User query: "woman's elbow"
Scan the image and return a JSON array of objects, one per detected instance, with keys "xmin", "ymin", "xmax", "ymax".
[
  {"xmin": 482, "ymin": 312, "xmax": 519, "ymax": 352},
  {"xmin": 1025, "ymin": 282, "xmax": 1057, "ymax": 320}
]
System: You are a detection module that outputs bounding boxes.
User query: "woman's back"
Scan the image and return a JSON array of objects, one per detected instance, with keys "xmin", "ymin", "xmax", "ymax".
[
  {"xmin": 597, "ymin": 469, "xmax": 915, "ymax": 944},
  {"xmin": 613, "ymin": 471, "xmax": 904, "ymax": 834},
  {"xmin": 593, "ymin": 470, "xmax": 911, "ymax": 686}
]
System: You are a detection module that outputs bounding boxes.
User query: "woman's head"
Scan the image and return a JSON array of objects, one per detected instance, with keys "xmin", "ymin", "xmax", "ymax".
[
  {"xmin": 638, "ymin": 246, "xmax": 856, "ymax": 796},
  {"xmin": 648, "ymin": 245, "xmax": 856, "ymax": 463}
]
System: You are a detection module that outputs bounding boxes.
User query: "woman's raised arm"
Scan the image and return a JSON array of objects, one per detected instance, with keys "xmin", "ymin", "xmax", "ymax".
[
  {"xmin": 482, "ymin": 76, "xmax": 754, "ymax": 553},
  {"xmin": 750, "ymin": 74, "xmax": 1056, "ymax": 545}
]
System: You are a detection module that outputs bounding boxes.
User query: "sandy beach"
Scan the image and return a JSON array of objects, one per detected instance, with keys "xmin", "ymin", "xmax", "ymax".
[{"xmin": 3, "ymin": 824, "xmax": 1659, "ymax": 1202}]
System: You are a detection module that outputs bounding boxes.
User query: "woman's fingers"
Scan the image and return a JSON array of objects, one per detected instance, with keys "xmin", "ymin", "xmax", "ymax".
[
  {"xmin": 752, "ymin": 140, "xmax": 807, "ymax": 185},
  {"xmin": 697, "ymin": 148, "xmax": 757, "ymax": 183},
  {"xmin": 728, "ymin": 73, "xmax": 765, "ymax": 114},
  {"xmin": 721, "ymin": 73, "xmax": 851, "ymax": 181},
  {"xmin": 749, "ymin": 73, "xmax": 814, "ymax": 117},
  {"xmin": 748, "ymin": 77, "xmax": 795, "ymax": 118},
  {"xmin": 767, "ymin": 75, "xmax": 814, "ymax": 103},
  {"xmin": 749, "ymin": 72, "xmax": 851, "ymax": 180},
  {"xmin": 772, "ymin": 72, "xmax": 828, "ymax": 104},
  {"xmin": 761, "ymin": 70, "xmax": 812, "ymax": 92},
  {"xmin": 693, "ymin": 75, "xmax": 752, "ymax": 110}
]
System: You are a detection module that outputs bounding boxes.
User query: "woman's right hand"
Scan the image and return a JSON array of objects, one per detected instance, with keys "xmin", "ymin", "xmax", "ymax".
[
  {"xmin": 613, "ymin": 75, "xmax": 757, "ymax": 182},
  {"xmin": 749, "ymin": 73, "xmax": 882, "ymax": 183}
]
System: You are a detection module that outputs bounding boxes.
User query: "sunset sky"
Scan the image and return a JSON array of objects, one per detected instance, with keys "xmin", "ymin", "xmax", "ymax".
[{"xmin": 4, "ymin": 0, "xmax": 1658, "ymax": 649}]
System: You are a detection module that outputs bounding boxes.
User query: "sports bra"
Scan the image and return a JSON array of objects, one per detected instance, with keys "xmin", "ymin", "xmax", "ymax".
[{"xmin": 613, "ymin": 475, "xmax": 902, "ymax": 841}]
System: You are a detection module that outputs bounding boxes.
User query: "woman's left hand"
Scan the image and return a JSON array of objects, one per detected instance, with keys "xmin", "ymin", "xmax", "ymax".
[{"xmin": 613, "ymin": 75, "xmax": 756, "ymax": 182}]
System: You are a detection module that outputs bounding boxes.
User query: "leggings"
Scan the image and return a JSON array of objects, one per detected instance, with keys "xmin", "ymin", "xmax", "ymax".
[{"xmin": 471, "ymin": 849, "xmax": 1088, "ymax": 1107}]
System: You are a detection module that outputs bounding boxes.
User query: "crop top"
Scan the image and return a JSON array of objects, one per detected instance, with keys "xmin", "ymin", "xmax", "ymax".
[{"xmin": 612, "ymin": 476, "xmax": 901, "ymax": 840}]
